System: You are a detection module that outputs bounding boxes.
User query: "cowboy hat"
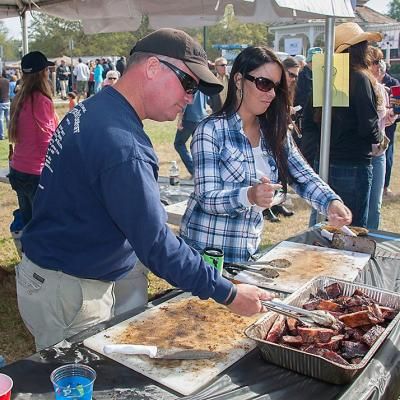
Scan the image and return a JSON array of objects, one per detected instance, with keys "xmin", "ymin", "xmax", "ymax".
[{"xmin": 335, "ymin": 22, "xmax": 383, "ymax": 53}]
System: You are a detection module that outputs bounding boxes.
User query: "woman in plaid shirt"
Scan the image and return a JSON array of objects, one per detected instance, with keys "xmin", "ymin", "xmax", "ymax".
[{"xmin": 180, "ymin": 47, "xmax": 352, "ymax": 263}]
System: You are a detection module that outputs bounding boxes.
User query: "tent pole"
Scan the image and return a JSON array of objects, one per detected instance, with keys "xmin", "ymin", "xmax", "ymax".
[
  {"xmin": 203, "ymin": 26, "xmax": 207, "ymax": 53},
  {"xmin": 317, "ymin": 16, "xmax": 335, "ymax": 221},
  {"xmin": 21, "ymin": 12, "xmax": 29, "ymax": 55}
]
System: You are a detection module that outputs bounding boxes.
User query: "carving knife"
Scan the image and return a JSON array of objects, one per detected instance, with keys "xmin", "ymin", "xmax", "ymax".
[{"xmin": 103, "ymin": 344, "xmax": 218, "ymax": 360}]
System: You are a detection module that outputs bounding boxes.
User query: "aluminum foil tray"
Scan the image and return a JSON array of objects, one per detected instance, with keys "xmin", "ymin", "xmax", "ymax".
[{"xmin": 244, "ymin": 276, "xmax": 400, "ymax": 384}]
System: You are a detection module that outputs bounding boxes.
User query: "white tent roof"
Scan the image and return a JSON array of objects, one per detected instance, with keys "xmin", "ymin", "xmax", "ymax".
[{"xmin": 0, "ymin": 0, "xmax": 354, "ymax": 33}]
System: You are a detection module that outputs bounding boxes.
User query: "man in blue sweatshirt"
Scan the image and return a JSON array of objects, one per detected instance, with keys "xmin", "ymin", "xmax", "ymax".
[{"xmin": 16, "ymin": 28, "xmax": 274, "ymax": 350}]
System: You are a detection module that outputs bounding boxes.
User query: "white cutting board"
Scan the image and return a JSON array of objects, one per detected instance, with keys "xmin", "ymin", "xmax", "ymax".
[
  {"xmin": 235, "ymin": 241, "xmax": 370, "ymax": 293},
  {"xmin": 83, "ymin": 293, "xmax": 259, "ymax": 395}
]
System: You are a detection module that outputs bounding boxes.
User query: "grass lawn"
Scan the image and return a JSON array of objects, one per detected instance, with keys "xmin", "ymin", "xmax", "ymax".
[{"xmin": 0, "ymin": 104, "xmax": 399, "ymax": 363}]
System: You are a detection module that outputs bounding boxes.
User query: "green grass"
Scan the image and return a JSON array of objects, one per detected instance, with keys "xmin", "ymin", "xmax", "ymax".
[{"xmin": 0, "ymin": 139, "xmax": 9, "ymax": 168}]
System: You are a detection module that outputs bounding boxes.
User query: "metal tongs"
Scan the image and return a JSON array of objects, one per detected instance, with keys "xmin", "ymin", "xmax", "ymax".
[{"xmin": 261, "ymin": 300, "xmax": 338, "ymax": 328}]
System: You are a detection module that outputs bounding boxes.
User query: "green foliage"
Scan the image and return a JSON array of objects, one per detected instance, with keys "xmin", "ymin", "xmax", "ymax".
[
  {"xmin": 186, "ymin": 5, "xmax": 269, "ymax": 60},
  {"xmin": 0, "ymin": 22, "xmax": 21, "ymax": 60},
  {"xmin": 28, "ymin": 8, "xmax": 269, "ymax": 61},
  {"xmin": 29, "ymin": 13, "xmax": 153, "ymax": 58},
  {"xmin": 388, "ymin": 0, "xmax": 400, "ymax": 21}
]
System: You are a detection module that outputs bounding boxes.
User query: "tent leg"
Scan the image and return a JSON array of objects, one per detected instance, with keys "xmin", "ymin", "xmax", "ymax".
[
  {"xmin": 21, "ymin": 12, "xmax": 29, "ymax": 55},
  {"xmin": 317, "ymin": 16, "xmax": 335, "ymax": 222}
]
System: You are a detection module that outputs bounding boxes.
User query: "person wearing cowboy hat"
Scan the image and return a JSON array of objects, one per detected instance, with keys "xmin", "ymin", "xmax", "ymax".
[
  {"xmin": 303, "ymin": 22, "xmax": 384, "ymax": 228},
  {"xmin": 15, "ymin": 28, "xmax": 276, "ymax": 351}
]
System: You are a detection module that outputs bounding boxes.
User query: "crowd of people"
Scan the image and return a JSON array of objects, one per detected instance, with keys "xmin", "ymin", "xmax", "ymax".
[
  {"xmin": 55, "ymin": 56, "xmax": 125, "ymax": 101},
  {"xmin": 1, "ymin": 23, "xmax": 398, "ymax": 351}
]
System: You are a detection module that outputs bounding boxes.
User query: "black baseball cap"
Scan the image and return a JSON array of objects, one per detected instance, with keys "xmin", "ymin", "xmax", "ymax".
[
  {"xmin": 21, "ymin": 51, "xmax": 55, "ymax": 74},
  {"xmin": 131, "ymin": 28, "xmax": 223, "ymax": 96}
]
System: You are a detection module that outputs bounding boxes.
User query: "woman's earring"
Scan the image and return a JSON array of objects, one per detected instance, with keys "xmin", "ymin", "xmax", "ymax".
[{"xmin": 237, "ymin": 88, "xmax": 243, "ymax": 100}]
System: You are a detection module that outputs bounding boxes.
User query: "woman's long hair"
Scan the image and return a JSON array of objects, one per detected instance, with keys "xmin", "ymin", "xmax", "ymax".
[
  {"xmin": 9, "ymin": 68, "xmax": 53, "ymax": 143},
  {"xmin": 215, "ymin": 46, "xmax": 291, "ymax": 191},
  {"xmin": 347, "ymin": 41, "xmax": 382, "ymax": 106}
]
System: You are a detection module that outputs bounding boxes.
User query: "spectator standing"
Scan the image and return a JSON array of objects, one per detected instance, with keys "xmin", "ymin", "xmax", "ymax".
[
  {"xmin": 116, "ymin": 56, "xmax": 126, "ymax": 76},
  {"xmin": 382, "ymin": 67, "xmax": 399, "ymax": 196},
  {"xmin": 303, "ymin": 23, "xmax": 383, "ymax": 227},
  {"xmin": 56, "ymin": 60, "xmax": 70, "ymax": 100},
  {"xmin": 208, "ymin": 56, "xmax": 229, "ymax": 113},
  {"xmin": 0, "ymin": 71, "xmax": 10, "ymax": 140},
  {"xmin": 94, "ymin": 59, "xmax": 104, "ymax": 93},
  {"xmin": 174, "ymin": 90, "xmax": 208, "ymax": 176},
  {"xmin": 87, "ymin": 60, "xmax": 95, "ymax": 97},
  {"xmin": 367, "ymin": 49, "xmax": 395, "ymax": 229},
  {"xmin": 8, "ymin": 51, "xmax": 58, "ymax": 225},
  {"xmin": 294, "ymin": 47, "xmax": 322, "ymax": 149},
  {"xmin": 101, "ymin": 58, "xmax": 110, "ymax": 79},
  {"xmin": 9, "ymin": 75, "xmax": 17, "ymax": 102},
  {"xmin": 73, "ymin": 58, "xmax": 90, "ymax": 102}
]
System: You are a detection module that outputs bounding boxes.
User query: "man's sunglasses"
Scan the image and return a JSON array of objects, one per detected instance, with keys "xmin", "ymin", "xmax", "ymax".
[
  {"xmin": 244, "ymin": 74, "xmax": 280, "ymax": 92},
  {"xmin": 159, "ymin": 59, "xmax": 198, "ymax": 95},
  {"xmin": 287, "ymin": 71, "xmax": 298, "ymax": 80},
  {"xmin": 108, "ymin": 77, "xmax": 117, "ymax": 80}
]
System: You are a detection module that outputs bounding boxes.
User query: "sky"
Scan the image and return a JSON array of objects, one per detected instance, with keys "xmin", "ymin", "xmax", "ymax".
[{"xmin": 0, "ymin": 0, "xmax": 392, "ymax": 40}]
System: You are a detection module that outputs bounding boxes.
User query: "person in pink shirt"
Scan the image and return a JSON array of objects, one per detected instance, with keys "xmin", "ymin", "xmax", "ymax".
[{"xmin": 8, "ymin": 51, "xmax": 58, "ymax": 225}]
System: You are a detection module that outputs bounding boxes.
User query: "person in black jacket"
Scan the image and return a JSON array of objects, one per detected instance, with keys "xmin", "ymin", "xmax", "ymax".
[
  {"xmin": 116, "ymin": 56, "xmax": 126, "ymax": 76},
  {"xmin": 303, "ymin": 22, "xmax": 383, "ymax": 227}
]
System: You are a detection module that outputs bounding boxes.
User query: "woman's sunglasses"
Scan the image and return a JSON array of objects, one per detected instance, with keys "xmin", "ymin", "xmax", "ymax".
[
  {"xmin": 372, "ymin": 59, "xmax": 382, "ymax": 65},
  {"xmin": 159, "ymin": 59, "xmax": 198, "ymax": 95},
  {"xmin": 244, "ymin": 74, "xmax": 280, "ymax": 92}
]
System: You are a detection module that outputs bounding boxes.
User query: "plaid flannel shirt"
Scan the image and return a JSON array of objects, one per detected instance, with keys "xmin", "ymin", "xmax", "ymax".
[{"xmin": 180, "ymin": 112, "xmax": 340, "ymax": 262}]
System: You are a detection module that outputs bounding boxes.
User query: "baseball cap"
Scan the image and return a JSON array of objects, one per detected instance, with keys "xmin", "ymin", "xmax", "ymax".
[
  {"xmin": 21, "ymin": 51, "xmax": 55, "ymax": 74},
  {"xmin": 130, "ymin": 28, "xmax": 223, "ymax": 96},
  {"xmin": 306, "ymin": 47, "xmax": 323, "ymax": 63}
]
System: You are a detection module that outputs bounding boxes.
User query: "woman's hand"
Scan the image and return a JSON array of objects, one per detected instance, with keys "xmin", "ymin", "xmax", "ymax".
[
  {"xmin": 248, "ymin": 177, "xmax": 282, "ymax": 208},
  {"xmin": 327, "ymin": 200, "xmax": 352, "ymax": 227}
]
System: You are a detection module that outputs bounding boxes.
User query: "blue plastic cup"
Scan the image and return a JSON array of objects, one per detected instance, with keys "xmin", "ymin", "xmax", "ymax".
[{"xmin": 50, "ymin": 364, "xmax": 96, "ymax": 400}]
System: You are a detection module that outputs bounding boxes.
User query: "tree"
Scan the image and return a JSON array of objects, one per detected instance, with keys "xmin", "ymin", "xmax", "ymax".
[
  {"xmin": 186, "ymin": 5, "xmax": 269, "ymax": 61},
  {"xmin": 388, "ymin": 0, "xmax": 400, "ymax": 21},
  {"xmin": 28, "ymin": 13, "xmax": 152, "ymax": 58},
  {"xmin": 0, "ymin": 22, "xmax": 20, "ymax": 60}
]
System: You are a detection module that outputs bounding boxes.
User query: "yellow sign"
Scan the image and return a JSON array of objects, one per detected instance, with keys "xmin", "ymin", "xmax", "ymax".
[{"xmin": 312, "ymin": 53, "xmax": 349, "ymax": 107}]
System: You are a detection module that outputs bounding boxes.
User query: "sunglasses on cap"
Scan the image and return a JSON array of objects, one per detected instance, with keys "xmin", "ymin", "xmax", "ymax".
[
  {"xmin": 244, "ymin": 74, "xmax": 280, "ymax": 92},
  {"xmin": 287, "ymin": 71, "xmax": 298, "ymax": 80},
  {"xmin": 159, "ymin": 59, "xmax": 198, "ymax": 95}
]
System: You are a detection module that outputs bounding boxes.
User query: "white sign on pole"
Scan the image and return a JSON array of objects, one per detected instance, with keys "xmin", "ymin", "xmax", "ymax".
[{"xmin": 284, "ymin": 38, "xmax": 303, "ymax": 56}]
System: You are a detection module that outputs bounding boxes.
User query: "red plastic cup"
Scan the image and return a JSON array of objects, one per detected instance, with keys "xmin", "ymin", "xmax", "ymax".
[
  {"xmin": 0, "ymin": 374, "xmax": 13, "ymax": 400},
  {"xmin": 391, "ymin": 85, "xmax": 400, "ymax": 113}
]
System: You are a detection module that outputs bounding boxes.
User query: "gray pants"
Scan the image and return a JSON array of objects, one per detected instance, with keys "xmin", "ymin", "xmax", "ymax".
[{"xmin": 16, "ymin": 255, "xmax": 148, "ymax": 351}]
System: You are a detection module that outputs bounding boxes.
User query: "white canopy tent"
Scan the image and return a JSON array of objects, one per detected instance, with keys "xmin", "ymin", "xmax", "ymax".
[{"xmin": 0, "ymin": 0, "xmax": 355, "ymax": 185}]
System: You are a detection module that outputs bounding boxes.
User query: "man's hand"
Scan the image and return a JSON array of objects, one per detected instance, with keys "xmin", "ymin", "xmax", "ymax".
[
  {"xmin": 248, "ymin": 177, "xmax": 282, "ymax": 208},
  {"xmin": 327, "ymin": 200, "xmax": 352, "ymax": 227},
  {"xmin": 226, "ymin": 284, "xmax": 275, "ymax": 316}
]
